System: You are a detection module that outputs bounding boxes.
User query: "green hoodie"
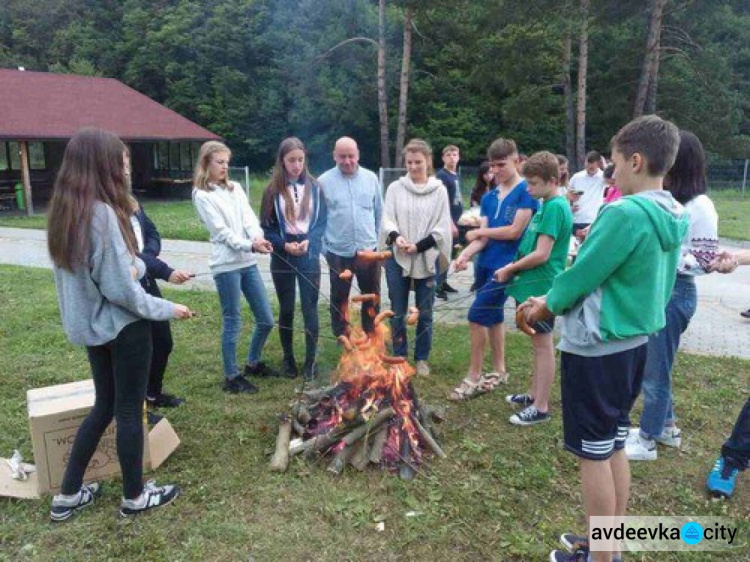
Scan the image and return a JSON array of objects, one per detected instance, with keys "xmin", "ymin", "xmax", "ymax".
[{"xmin": 546, "ymin": 190, "xmax": 688, "ymax": 357}]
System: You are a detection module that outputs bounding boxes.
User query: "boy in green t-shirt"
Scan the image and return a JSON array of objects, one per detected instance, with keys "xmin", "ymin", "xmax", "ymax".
[
  {"xmin": 520, "ymin": 116, "xmax": 688, "ymax": 562},
  {"xmin": 495, "ymin": 151, "xmax": 573, "ymax": 425}
]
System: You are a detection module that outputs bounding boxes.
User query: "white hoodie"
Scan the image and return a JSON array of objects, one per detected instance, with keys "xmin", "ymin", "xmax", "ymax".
[
  {"xmin": 381, "ymin": 175, "xmax": 453, "ymax": 279},
  {"xmin": 193, "ymin": 181, "xmax": 265, "ymax": 274}
]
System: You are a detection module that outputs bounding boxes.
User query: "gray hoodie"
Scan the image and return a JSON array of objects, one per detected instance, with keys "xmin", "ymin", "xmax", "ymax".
[{"xmin": 53, "ymin": 202, "xmax": 175, "ymax": 346}]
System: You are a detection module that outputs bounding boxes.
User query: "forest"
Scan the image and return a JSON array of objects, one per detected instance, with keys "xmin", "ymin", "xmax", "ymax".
[{"xmin": 1, "ymin": 0, "xmax": 748, "ymax": 172}]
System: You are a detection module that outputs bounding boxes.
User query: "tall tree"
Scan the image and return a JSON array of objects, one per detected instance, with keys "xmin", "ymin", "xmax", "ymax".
[
  {"xmin": 394, "ymin": 6, "xmax": 413, "ymax": 168},
  {"xmin": 634, "ymin": 0, "xmax": 667, "ymax": 117},
  {"xmin": 562, "ymin": 26, "xmax": 576, "ymax": 167},
  {"xmin": 377, "ymin": 0, "xmax": 390, "ymax": 168},
  {"xmin": 576, "ymin": 0, "xmax": 590, "ymax": 168}
]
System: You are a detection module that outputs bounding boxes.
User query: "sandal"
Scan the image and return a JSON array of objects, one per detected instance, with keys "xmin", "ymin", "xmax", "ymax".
[
  {"xmin": 448, "ymin": 377, "xmax": 484, "ymax": 401},
  {"xmin": 478, "ymin": 371, "xmax": 508, "ymax": 392}
]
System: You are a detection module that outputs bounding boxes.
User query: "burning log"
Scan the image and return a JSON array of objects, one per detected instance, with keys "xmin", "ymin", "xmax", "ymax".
[
  {"xmin": 349, "ymin": 440, "xmax": 369, "ymax": 471},
  {"xmin": 269, "ymin": 415, "xmax": 292, "ymax": 472},
  {"xmin": 414, "ymin": 418, "xmax": 446, "ymax": 459},
  {"xmin": 368, "ymin": 426, "xmax": 389, "ymax": 464},
  {"xmin": 278, "ymin": 310, "xmax": 445, "ymax": 477}
]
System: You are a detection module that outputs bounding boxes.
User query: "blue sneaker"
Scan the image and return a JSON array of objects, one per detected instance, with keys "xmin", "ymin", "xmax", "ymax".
[{"xmin": 706, "ymin": 457, "xmax": 738, "ymax": 498}]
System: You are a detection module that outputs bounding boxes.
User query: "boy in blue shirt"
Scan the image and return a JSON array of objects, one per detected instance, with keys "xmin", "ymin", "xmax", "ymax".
[{"xmin": 450, "ymin": 138, "xmax": 537, "ymax": 399}]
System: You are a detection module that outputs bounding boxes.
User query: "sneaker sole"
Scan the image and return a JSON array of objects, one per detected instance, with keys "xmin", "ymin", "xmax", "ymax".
[
  {"xmin": 509, "ymin": 415, "xmax": 550, "ymax": 426},
  {"xmin": 119, "ymin": 487, "xmax": 181, "ymax": 518},
  {"xmin": 50, "ymin": 500, "xmax": 94, "ymax": 522},
  {"xmin": 559, "ymin": 534, "xmax": 588, "ymax": 552},
  {"xmin": 626, "ymin": 451, "xmax": 657, "ymax": 461}
]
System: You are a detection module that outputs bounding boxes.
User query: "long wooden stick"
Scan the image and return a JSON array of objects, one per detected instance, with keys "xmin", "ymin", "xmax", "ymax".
[
  {"xmin": 414, "ymin": 417, "xmax": 446, "ymax": 459},
  {"xmin": 269, "ymin": 416, "xmax": 292, "ymax": 472}
]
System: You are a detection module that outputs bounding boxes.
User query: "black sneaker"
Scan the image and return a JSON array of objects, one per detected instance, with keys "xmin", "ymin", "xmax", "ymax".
[
  {"xmin": 509, "ymin": 405, "xmax": 550, "ymax": 426},
  {"xmin": 435, "ymin": 290, "xmax": 448, "ymax": 301},
  {"xmin": 442, "ymin": 282, "xmax": 458, "ymax": 293},
  {"xmin": 223, "ymin": 375, "xmax": 259, "ymax": 394},
  {"xmin": 505, "ymin": 393, "xmax": 534, "ymax": 407},
  {"xmin": 146, "ymin": 392, "xmax": 185, "ymax": 408},
  {"xmin": 560, "ymin": 533, "xmax": 589, "ymax": 553},
  {"xmin": 50, "ymin": 482, "xmax": 101, "ymax": 522},
  {"xmin": 120, "ymin": 479, "xmax": 180, "ymax": 517},
  {"xmin": 549, "ymin": 548, "xmax": 587, "ymax": 562},
  {"xmin": 741, "ymin": 309, "xmax": 750, "ymax": 319},
  {"xmin": 282, "ymin": 356, "xmax": 299, "ymax": 379},
  {"xmin": 244, "ymin": 361, "xmax": 279, "ymax": 378}
]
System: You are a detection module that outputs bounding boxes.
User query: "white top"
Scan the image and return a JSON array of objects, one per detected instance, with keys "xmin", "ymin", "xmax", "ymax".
[
  {"xmin": 569, "ymin": 169, "xmax": 605, "ymax": 224},
  {"xmin": 192, "ymin": 181, "xmax": 264, "ymax": 274},
  {"xmin": 279, "ymin": 181, "xmax": 311, "ymax": 235},
  {"xmin": 129, "ymin": 215, "xmax": 144, "ymax": 252},
  {"xmin": 678, "ymin": 194, "xmax": 719, "ymax": 276}
]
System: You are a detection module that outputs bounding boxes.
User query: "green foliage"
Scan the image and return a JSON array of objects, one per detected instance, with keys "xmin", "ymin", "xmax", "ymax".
[{"xmin": 0, "ymin": 0, "xmax": 748, "ymax": 168}]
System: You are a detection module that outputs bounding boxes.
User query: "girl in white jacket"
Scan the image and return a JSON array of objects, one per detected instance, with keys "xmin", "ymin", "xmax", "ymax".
[{"xmin": 193, "ymin": 141, "xmax": 277, "ymax": 394}]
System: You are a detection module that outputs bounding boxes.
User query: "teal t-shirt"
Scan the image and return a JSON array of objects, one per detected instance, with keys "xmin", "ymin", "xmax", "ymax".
[{"xmin": 507, "ymin": 195, "xmax": 573, "ymax": 303}]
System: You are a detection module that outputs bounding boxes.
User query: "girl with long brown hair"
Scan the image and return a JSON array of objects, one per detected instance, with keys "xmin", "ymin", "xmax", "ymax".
[
  {"xmin": 260, "ymin": 137, "xmax": 327, "ymax": 380},
  {"xmin": 47, "ymin": 128, "xmax": 190, "ymax": 521},
  {"xmin": 192, "ymin": 141, "xmax": 278, "ymax": 393}
]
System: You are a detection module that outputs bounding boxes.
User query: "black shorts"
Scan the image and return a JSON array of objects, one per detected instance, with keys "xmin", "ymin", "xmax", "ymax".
[{"xmin": 560, "ymin": 345, "xmax": 647, "ymax": 461}]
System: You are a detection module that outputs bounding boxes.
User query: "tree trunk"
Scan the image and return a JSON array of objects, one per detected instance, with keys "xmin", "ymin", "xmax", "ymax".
[
  {"xmin": 562, "ymin": 28, "xmax": 576, "ymax": 169},
  {"xmin": 634, "ymin": 0, "xmax": 667, "ymax": 117},
  {"xmin": 394, "ymin": 6, "xmax": 413, "ymax": 168},
  {"xmin": 575, "ymin": 0, "xmax": 589, "ymax": 170},
  {"xmin": 378, "ymin": 0, "xmax": 390, "ymax": 168}
]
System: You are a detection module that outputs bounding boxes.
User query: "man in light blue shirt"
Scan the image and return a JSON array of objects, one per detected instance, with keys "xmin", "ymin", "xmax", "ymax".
[{"xmin": 319, "ymin": 137, "xmax": 383, "ymax": 336}]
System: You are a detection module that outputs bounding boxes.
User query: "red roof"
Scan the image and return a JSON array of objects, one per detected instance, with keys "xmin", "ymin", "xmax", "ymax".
[{"xmin": 0, "ymin": 69, "xmax": 220, "ymax": 141}]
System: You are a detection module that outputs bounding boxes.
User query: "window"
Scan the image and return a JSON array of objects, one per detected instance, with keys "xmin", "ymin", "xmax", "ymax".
[
  {"xmin": 28, "ymin": 142, "xmax": 46, "ymax": 170},
  {"xmin": 0, "ymin": 142, "xmax": 8, "ymax": 171},
  {"xmin": 158, "ymin": 142, "xmax": 169, "ymax": 170},
  {"xmin": 9, "ymin": 142, "xmax": 21, "ymax": 170},
  {"xmin": 180, "ymin": 143, "xmax": 193, "ymax": 171}
]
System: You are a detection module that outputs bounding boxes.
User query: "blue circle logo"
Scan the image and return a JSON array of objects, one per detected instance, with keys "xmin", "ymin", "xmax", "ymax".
[{"xmin": 681, "ymin": 522, "xmax": 704, "ymax": 545}]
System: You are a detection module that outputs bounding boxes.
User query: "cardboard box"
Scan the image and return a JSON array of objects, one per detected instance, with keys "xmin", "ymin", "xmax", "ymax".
[{"xmin": 0, "ymin": 379, "xmax": 179, "ymax": 499}]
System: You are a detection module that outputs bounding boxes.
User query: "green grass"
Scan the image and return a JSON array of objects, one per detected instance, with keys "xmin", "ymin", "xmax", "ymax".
[
  {"xmin": 0, "ymin": 265, "xmax": 748, "ymax": 561},
  {"xmin": 711, "ymin": 191, "xmax": 750, "ymax": 241}
]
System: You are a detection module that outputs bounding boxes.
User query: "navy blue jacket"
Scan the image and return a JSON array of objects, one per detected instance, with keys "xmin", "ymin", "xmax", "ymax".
[
  {"xmin": 261, "ymin": 180, "xmax": 328, "ymax": 259},
  {"xmin": 133, "ymin": 206, "xmax": 174, "ymax": 297}
]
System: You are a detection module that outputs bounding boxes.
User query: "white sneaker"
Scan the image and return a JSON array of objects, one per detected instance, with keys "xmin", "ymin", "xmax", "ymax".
[
  {"xmin": 625, "ymin": 432, "xmax": 657, "ymax": 461},
  {"xmin": 415, "ymin": 360, "xmax": 430, "ymax": 377},
  {"xmin": 654, "ymin": 426, "xmax": 682, "ymax": 448}
]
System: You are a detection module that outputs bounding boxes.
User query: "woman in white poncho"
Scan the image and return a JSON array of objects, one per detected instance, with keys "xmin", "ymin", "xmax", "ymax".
[{"xmin": 381, "ymin": 139, "xmax": 453, "ymax": 377}]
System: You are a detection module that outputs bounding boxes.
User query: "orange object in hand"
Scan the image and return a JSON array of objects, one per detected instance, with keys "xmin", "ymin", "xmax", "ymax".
[
  {"xmin": 356, "ymin": 250, "xmax": 392, "ymax": 262},
  {"xmin": 351, "ymin": 293, "xmax": 379, "ymax": 304}
]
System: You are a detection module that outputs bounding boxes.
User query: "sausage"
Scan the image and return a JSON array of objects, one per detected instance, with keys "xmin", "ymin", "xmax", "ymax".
[
  {"xmin": 374, "ymin": 310, "xmax": 394, "ymax": 326},
  {"xmin": 515, "ymin": 308, "xmax": 536, "ymax": 336},
  {"xmin": 356, "ymin": 250, "xmax": 393, "ymax": 262},
  {"xmin": 406, "ymin": 306, "xmax": 419, "ymax": 326},
  {"xmin": 350, "ymin": 332, "xmax": 369, "ymax": 346},
  {"xmin": 338, "ymin": 269, "xmax": 353, "ymax": 281},
  {"xmin": 351, "ymin": 293, "xmax": 379, "ymax": 304},
  {"xmin": 337, "ymin": 335, "xmax": 354, "ymax": 351},
  {"xmin": 379, "ymin": 354, "xmax": 406, "ymax": 365}
]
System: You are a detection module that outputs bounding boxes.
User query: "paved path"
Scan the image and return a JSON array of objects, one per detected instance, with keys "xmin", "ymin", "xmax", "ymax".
[{"xmin": 2, "ymin": 227, "xmax": 750, "ymax": 359}]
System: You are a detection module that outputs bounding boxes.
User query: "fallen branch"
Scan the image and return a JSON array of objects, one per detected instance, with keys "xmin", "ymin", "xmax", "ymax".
[
  {"xmin": 414, "ymin": 417, "xmax": 446, "ymax": 459},
  {"xmin": 269, "ymin": 415, "xmax": 292, "ymax": 472}
]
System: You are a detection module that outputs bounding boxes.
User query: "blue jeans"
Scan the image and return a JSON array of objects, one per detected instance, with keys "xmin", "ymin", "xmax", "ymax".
[
  {"xmin": 385, "ymin": 257, "xmax": 435, "ymax": 361},
  {"xmin": 213, "ymin": 265, "xmax": 275, "ymax": 379},
  {"xmin": 639, "ymin": 275, "xmax": 697, "ymax": 438}
]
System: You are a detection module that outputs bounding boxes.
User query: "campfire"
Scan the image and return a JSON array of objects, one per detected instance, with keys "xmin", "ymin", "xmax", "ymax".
[{"xmin": 269, "ymin": 299, "xmax": 446, "ymax": 480}]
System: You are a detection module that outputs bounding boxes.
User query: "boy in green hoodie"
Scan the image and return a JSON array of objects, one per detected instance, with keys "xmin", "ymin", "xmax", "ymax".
[{"xmin": 520, "ymin": 116, "xmax": 688, "ymax": 562}]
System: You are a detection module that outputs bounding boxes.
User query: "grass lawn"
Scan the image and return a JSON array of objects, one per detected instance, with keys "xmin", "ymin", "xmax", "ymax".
[
  {"xmin": 0, "ymin": 265, "xmax": 748, "ymax": 561},
  {"xmin": 711, "ymin": 191, "xmax": 750, "ymax": 242}
]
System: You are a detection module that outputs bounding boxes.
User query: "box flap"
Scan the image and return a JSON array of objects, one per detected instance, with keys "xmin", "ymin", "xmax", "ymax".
[
  {"xmin": 28, "ymin": 379, "xmax": 95, "ymax": 418},
  {"xmin": 148, "ymin": 418, "xmax": 180, "ymax": 469},
  {"xmin": 0, "ymin": 459, "xmax": 41, "ymax": 499}
]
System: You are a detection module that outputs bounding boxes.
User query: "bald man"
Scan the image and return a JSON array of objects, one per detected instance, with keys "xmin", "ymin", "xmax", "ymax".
[{"xmin": 319, "ymin": 137, "xmax": 383, "ymax": 336}]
